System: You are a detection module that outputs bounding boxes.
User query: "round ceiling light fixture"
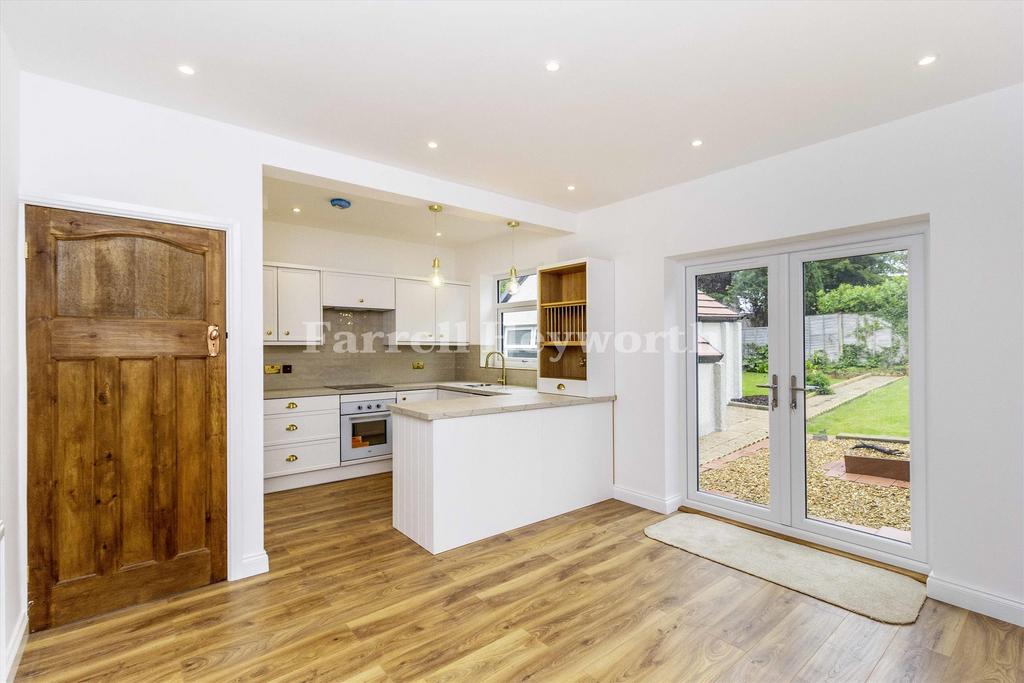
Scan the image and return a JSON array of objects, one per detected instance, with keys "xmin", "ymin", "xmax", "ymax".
[
  {"xmin": 917, "ymin": 54, "xmax": 937, "ymax": 67},
  {"xmin": 545, "ymin": 60, "xmax": 560, "ymax": 72},
  {"xmin": 427, "ymin": 141, "xmax": 438, "ymax": 149},
  {"xmin": 691, "ymin": 139, "xmax": 703, "ymax": 147},
  {"xmin": 292, "ymin": 207, "xmax": 301, "ymax": 213},
  {"xmin": 567, "ymin": 185, "xmax": 576, "ymax": 191},
  {"xmin": 177, "ymin": 64, "xmax": 196, "ymax": 76},
  {"xmin": 329, "ymin": 197, "xmax": 352, "ymax": 210}
]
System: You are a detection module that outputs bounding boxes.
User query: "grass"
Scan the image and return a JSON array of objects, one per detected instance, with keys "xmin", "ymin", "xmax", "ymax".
[
  {"xmin": 806, "ymin": 376, "xmax": 909, "ymax": 437},
  {"xmin": 743, "ymin": 371, "xmax": 769, "ymax": 396}
]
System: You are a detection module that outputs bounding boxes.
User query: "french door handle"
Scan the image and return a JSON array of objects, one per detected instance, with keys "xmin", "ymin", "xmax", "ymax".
[
  {"xmin": 755, "ymin": 374, "xmax": 778, "ymax": 409},
  {"xmin": 790, "ymin": 375, "xmax": 811, "ymax": 409}
]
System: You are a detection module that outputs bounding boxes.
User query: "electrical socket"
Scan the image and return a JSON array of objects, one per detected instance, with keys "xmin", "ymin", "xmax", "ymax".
[
  {"xmin": 264, "ymin": 364, "xmax": 282, "ymax": 374},
  {"xmin": 412, "ymin": 361, "xmax": 425, "ymax": 370}
]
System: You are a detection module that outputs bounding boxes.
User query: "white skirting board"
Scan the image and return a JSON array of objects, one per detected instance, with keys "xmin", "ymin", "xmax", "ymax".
[
  {"xmin": 927, "ymin": 574, "xmax": 1024, "ymax": 627},
  {"xmin": 613, "ymin": 485, "xmax": 683, "ymax": 515},
  {"xmin": 393, "ymin": 402, "xmax": 614, "ymax": 554},
  {"xmin": 3, "ymin": 611, "xmax": 27, "ymax": 683}
]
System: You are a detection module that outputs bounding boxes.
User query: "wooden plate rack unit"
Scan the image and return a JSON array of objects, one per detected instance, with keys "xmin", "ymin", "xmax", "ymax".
[{"xmin": 536, "ymin": 258, "xmax": 614, "ymax": 397}]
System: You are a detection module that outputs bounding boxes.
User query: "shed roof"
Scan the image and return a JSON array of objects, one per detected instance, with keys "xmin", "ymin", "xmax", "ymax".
[
  {"xmin": 697, "ymin": 336, "xmax": 724, "ymax": 363},
  {"xmin": 697, "ymin": 292, "xmax": 744, "ymax": 321}
]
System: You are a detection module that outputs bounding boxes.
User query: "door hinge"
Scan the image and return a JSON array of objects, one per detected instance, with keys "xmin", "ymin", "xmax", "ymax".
[{"xmin": 24, "ymin": 241, "xmax": 29, "ymax": 259}]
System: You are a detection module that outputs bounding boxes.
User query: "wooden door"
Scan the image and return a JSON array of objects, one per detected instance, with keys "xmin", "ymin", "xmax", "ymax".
[{"xmin": 26, "ymin": 205, "xmax": 227, "ymax": 632}]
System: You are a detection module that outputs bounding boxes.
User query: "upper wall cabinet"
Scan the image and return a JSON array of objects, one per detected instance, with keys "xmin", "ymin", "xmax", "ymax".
[
  {"xmin": 266, "ymin": 266, "xmax": 323, "ymax": 345},
  {"xmin": 435, "ymin": 283, "xmax": 470, "ymax": 345},
  {"xmin": 263, "ymin": 266, "xmax": 278, "ymax": 341},
  {"xmin": 323, "ymin": 271, "xmax": 395, "ymax": 310},
  {"xmin": 389, "ymin": 278, "xmax": 470, "ymax": 345},
  {"xmin": 393, "ymin": 278, "xmax": 437, "ymax": 344}
]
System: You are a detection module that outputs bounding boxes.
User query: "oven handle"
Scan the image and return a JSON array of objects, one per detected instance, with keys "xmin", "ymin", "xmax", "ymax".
[{"xmin": 344, "ymin": 412, "xmax": 391, "ymax": 423}]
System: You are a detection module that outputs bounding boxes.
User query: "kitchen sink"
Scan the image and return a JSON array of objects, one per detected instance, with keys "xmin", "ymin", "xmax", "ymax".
[{"xmin": 463, "ymin": 383, "xmax": 497, "ymax": 387}]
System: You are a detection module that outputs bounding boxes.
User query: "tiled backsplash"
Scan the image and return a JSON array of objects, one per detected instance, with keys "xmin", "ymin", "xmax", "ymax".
[{"xmin": 263, "ymin": 309, "xmax": 537, "ymax": 390}]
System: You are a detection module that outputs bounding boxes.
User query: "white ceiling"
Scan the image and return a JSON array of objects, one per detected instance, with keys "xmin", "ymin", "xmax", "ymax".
[
  {"xmin": 3, "ymin": 1, "xmax": 1021, "ymax": 212},
  {"xmin": 263, "ymin": 171, "xmax": 534, "ymax": 245}
]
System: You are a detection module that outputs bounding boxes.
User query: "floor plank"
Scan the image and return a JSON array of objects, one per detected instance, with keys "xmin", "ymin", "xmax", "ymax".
[{"xmin": 15, "ymin": 472, "xmax": 1023, "ymax": 682}]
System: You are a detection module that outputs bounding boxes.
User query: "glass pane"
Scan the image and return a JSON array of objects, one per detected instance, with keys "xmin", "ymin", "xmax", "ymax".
[
  {"xmin": 801, "ymin": 250, "xmax": 910, "ymax": 543},
  {"xmin": 352, "ymin": 419, "xmax": 388, "ymax": 448},
  {"xmin": 695, "ymin": 267, "xmax": 770, "ymax": 507},
  {"xmin": 497, "ymin": 273, "xmax": 538, "ymax": 303},
  {"xmin": 500, "ymin": 308, "xmax": 538, "ymax": 360}
]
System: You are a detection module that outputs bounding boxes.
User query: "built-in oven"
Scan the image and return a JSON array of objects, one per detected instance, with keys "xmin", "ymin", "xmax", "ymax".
[{"xmin": 340, "ymin": 393, "xmax": 396, "ymax": 462}]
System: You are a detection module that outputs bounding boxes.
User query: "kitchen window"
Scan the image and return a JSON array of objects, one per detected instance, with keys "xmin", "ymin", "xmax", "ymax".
[{"xmin": 496, "ymin": 272, "xmax": 538, "ymax": 368}]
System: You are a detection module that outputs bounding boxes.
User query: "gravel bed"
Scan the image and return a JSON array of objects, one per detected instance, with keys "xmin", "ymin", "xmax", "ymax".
[{"xmin": 699, "ymin": 439, "xmax": 911, "ymax": 531}]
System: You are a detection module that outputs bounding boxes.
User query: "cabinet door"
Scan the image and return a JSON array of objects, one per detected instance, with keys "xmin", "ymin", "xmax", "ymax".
[
  {"xmin": 394, "ymin": 278, "xmax": 436, "ymax": 343},
  {"xmin": 435, "ymin": 284, "xmax": 470, "ymax": 344},
  {"xmin": 263, "ymin": 266, "xmax": 278, "ymax": 341},
  {"xmin": 437, "ymin": 389, "xmax": 473, "ymax": 400},
  {"xmin": 323, "ymin": 272, "xmax": 395, "ymax": 310},
  {"xmin": 277, "ymin": 267, "xmax": 322, "ymax": 344}
]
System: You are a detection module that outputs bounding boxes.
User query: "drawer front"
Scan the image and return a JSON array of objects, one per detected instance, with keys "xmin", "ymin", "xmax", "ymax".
[
  {"xmin": 265, "ymin": 394, "xmax": 339, "ymax": 416},
  {"xmin": 396, "ymin": 389, "xmax": 438, "ymax": 403},
  {"xmin": 323, "ymin": 272, "xmax": 395, "ymax": 309},
  {"xmin": 265, "ymin": 411, "xmax": 339, "ymax": 445},
  {"xmin": 264, "ymin": 439, "xmax": 340, "ymax": 478},
  {"xmin": 537, "ymin": 377, "xmax": 589, "ymax": 397}
]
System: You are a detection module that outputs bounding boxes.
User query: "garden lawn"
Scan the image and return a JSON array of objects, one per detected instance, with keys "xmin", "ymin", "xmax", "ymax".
[
  {"xmin": 806, "ymin": 376, "xmax": 909, "ymax": 437},
  {"xmin": 743, "ymin": 371, "xmax": 769, "ymax": 396}
]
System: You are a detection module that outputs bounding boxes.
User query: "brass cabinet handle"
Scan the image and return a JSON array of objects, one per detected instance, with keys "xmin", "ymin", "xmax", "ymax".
[
  {"xmin": 286, "ymin": 402, "xmax": 298, "ymax": 409},
  {"xmin": 285, "ymin": 424, "xmax": 298, "ymax": 431},
  {"xmin": 266, "ymin": 329, "xmax": 273, "ymax": 336},
  {"xmin": 557, "ymin": 383, "xmax": 566, "ymax": 391},
  {"xmin": 284, "ymin": 330, "xmax": 291, "ymax": 336},
  {"xmin": 358, "ymin": 297, "xmax": 365, "ymax": 303},
  {"xmin": 401, "ymin": 397, "xmax": 407, "ymax": 401},
  {"xmin": 285, "ymin": 454, "xmax": 298, "ymax": 462}
]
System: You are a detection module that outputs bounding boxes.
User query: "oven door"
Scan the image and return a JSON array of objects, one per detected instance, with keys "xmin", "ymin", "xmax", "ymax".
[{"xmin": 341, "ymin": 412, "xmax": 393, "ymax": 461}]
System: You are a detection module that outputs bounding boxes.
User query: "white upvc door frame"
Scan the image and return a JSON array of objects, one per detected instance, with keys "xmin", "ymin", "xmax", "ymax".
[
  {"xmin": 683, "ymin": 253, "xmax": 792, "ymax": 526},
  {"xmin": 680, "ymin": 224, "xmax": 927, "ymax": 570},
  {"xmin": 786, "ymin": 233, "xmax": 927, "ymax": 564}
]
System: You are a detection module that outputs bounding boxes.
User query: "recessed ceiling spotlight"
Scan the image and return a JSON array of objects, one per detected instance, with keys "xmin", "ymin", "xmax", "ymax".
[
  {"xmin": 427, "ymin": 141, "xmax": 438, "ymax": 149},
  {"xmin": 435, "ymin": 231, "xmax": 442, "ymax": 237},
  {"xmin": 545, "ymin": 60, "xmax": 560, "ymax": 72},
  {"xmin": 917, "ymin": 54, "xmax": 937, "ymax": 67},
  {"xmin": 691, "ymin": 139, "xmax": 703, "ymax": 148},
  {"xmin": 292, "ymin": 207, "xmax": 301, "ymax": 213},
  {"xmin": 177, "ymin": 64, "xmax": 196, "ymax": 76},
  {"xmin": 567, "ymin": 185, "xmax": 576, "ymax": 191}
]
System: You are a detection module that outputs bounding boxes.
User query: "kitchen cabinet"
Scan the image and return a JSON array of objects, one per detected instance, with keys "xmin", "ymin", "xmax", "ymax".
[
  {"xmin": 263, "ymin": 266, "xmax": 278, "ymax": 341},
  {"xmin": 435, "ymin": 284, "xmax": 470, "ymax": 344},
  {"xmin": 263, "ymin": 394, "xmax": 340, "ymax": 479},
  {"xmin": 323, "ymin": 271, "xmax": 395, "ymax": 310},
  {"xmin": 392, "ymin": 278, "xmax": 437, "ymax": 343},
  {"xmin": 274, "ymin": 267, "xmax": 323, "ymax": 345},
  {"xmin": 389, "ymin": 279, "xmax": 470, "ymax": 345},
  {"xmin": 396, "ymin": 389, "xmax": 438, "ymax": 404},
  {"xmin": 437, "ymin": 389, "xmax": 473, "ymax": 400}
]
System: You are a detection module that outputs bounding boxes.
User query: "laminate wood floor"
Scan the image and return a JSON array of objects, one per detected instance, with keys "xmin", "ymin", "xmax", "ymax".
[{"xmin": 16, "ymin": 473, "xmax": 1024, "ymax": 682}]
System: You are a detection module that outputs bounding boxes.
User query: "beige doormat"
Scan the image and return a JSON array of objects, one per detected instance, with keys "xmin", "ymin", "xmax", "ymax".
[{"xmin": 644, "ymin": 513, "xmax": 925, "ymax": 624}]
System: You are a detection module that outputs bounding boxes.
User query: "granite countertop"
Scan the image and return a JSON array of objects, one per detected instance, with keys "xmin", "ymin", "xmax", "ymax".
[{"xmin": 264, "ymin": 382, "xmax": 614, "ymax": 419}]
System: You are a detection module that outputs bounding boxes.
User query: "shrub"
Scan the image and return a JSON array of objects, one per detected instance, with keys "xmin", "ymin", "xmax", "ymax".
[
  {"xmin": 742, "ymin": 343, "xmax": 769, "ymax": 373},
  {"xmin": 805, "ymin": 367, "xmax": 833, "ymax": 395}
]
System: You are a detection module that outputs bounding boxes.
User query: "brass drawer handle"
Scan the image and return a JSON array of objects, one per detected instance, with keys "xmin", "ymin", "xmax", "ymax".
[
  {"xmin": 285, "ymin": 424, "xmax": 298, "ymax": 431},
  {"xmin": 285, "ymin": 454, "xmax": 298, "ymax": 462},
  {"xmin": 286, "ymin": 402, "xmax": 298, "ymax": 409},
  {"xmin": 557, "ymin": 383, "xmax": 566, "ymax": 391}
]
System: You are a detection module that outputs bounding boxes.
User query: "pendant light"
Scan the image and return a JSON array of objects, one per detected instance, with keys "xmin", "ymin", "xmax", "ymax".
[
  {"xmin": 428, "ymin": 204, "xmax": 445, "ymax": 288},
  {"xmin": 506, "ymin": 220, "xmax": 520, "ymax": 294}
]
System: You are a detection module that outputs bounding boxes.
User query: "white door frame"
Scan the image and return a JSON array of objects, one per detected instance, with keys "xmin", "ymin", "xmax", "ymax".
[
  {"xmin": 679, "ymin": 223, "xmax": 928, "ymax": 571},
  {"xmin": 16, "ymin": 192, "xmax": 258, "ymax": 583}
]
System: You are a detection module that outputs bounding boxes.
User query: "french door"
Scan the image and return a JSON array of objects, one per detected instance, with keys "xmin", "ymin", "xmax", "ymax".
[{"xmin": 684, "ymin": 233, "xmax": 924, "ymax": 564}]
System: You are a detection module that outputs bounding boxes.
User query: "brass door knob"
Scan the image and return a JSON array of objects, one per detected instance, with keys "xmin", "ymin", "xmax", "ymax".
[
  {"xmin": 285, "ymin": 454, "xmax": 298, "ymax": 462},
  {"xmin": 286, "ymin": 402, "xmax": 298, "ymax": 409},
  {"xmin": 285, "ymin": 424, "xmax": 298, "ymax": 431}
]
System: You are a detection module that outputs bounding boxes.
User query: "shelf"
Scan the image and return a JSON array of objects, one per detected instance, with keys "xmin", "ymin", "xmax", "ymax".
[{"xmin": 540, "ymin": 299, "xmax": 587, "ymax": 308}]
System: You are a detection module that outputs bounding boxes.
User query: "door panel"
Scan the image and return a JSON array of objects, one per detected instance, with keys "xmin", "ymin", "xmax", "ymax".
[
  {"xmin": 276, "ymin": 267, "xmax": 321, "ymax": 343},
  {"xmin": 27, "ymin": 205, "xmax": 227, "ymax": 631},
  {"xmin": 394, "ymin": 278, "xmax": 436, "ymax": 343},
  {"xmin": 435, "ymin": 284, "xmax": 470, "ymax": 344},
  {"xmin": 263, "ymin": 266, "xmax": 278, "ymax": 340}
]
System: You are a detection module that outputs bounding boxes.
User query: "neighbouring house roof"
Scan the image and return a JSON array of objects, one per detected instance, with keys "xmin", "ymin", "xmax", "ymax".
[
  {"xmin": 697, "ymin": 336, "xmax": 724, "ymax": 363},
  {"xmin": 697, "ymin": 292, "xmax": 744, "ymax": 321}
]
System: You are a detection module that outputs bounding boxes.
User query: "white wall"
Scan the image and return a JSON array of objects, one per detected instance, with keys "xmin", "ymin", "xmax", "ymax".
[
  {"xmin": 14, "ymin": 73, "xmax": 572, "ymax": 594},
  {"xmin": 264, "ymin": 220, "xmax": 459, "ymax": 278},
  {"xmin": 0, "ymin": 24, "xmax": 26, "ymax": 679}
]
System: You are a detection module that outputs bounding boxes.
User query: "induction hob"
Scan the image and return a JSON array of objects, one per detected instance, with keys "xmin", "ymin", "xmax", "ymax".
[{"xmin": 325, "ymin": 383, "xmax": 395, "ymax": 391}]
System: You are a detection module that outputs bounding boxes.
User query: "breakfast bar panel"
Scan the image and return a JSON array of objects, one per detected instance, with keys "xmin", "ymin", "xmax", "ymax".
[{"xmin": 392, "ymin": 401, "xmax": 614, "ymax": 554}]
